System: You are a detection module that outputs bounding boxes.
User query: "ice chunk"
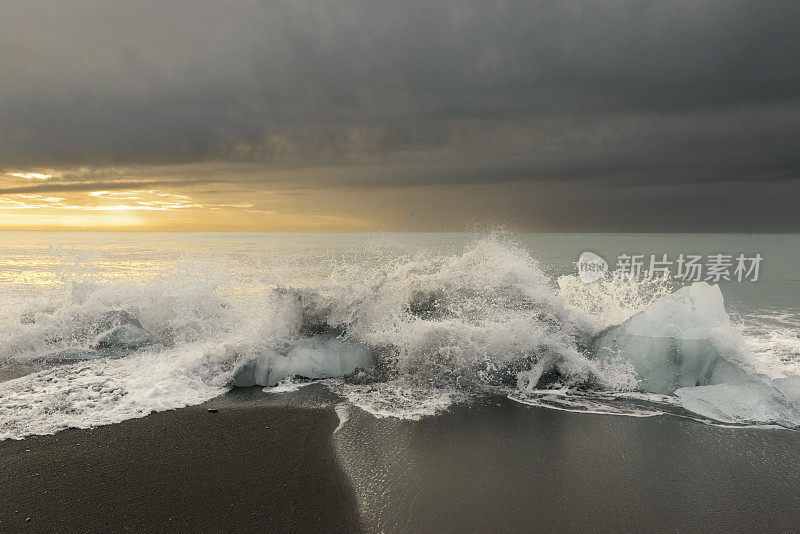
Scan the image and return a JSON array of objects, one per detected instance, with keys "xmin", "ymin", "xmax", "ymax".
[
  {"xmin": 609, "ymin": 281, "xmax": 730, "ymax": 338},
  {"xmin": 592, "ymin": 283, "xmax": 746, "ymax": 394},
  {"xmin": 676, "ymin": 380, "xmax": 800, "ymax": 427},
  {"xmin": 773, "ymin": 376, "xmax": 800, "ymax": 406},
  {"xmin": 232, "ymin": 335, "xmax": 374, "ymax": 387},
  {"xmin": 91, "ymin": 310, "xmax": 153, "ymax": 350},
  {"xmin": 232, "ymin": 349, "xmax": 281, "ymax": 387}
]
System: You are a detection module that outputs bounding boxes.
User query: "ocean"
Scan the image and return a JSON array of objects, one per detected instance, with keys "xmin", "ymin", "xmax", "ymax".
[{"xmin": 1, "ymin": 231, "xmax": 799, "ymax": 439}]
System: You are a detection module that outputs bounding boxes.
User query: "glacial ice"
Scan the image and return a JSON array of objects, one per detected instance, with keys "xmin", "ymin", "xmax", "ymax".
[
  {"xmin": 232, "ymin": 335, "xmax": 374, "ymax": 387},
  {"xmin": 592, "ymin": 282, "xmax": 746, "ymax": 394},
  {"xmin": 773, "ymin": 376, "xmax": 800, "ymax": 406},
  {"xmin": 676, "ymin": 380, "xmax": 800, "ymax": 427},
  {"xmin": 591, "ymin": 282, "xmax": 800, "ymax": 426},
  {"xmin": 91, "ymin": 310, "xmax": 153, "ymax": 350}
]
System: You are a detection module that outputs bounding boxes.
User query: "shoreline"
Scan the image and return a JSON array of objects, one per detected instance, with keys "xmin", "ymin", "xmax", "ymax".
[{"xmin": 4, "ymin": 386, "xmax": 800, "ymax": 532}]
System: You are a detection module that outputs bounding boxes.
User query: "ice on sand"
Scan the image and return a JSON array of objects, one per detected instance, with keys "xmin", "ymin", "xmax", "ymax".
[{"xmin": 233, "ymin": 335, "xmax": 374, "ymax": 387}]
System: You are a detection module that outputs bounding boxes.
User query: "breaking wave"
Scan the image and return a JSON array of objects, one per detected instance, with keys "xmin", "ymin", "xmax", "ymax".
[{"xmin": 1, "ymin": 234, "xmax": 799, "ymax": 439}]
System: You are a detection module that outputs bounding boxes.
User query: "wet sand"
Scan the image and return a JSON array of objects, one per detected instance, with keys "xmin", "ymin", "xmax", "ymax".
[
  {"xmin": 3, "ymin": 386, "xmax": 800, "ymax": 533},
  {"xmin": 0, "ymin": 388, "xmax": 361, "ymax": 533},
  {"xmin": 335, "ymin": 396, "xmax": 800, "ymax": 533}
]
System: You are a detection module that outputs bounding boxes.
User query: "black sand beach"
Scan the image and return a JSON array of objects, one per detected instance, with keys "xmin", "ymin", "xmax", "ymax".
[
  {"xmin": 336, "ymin": 395, "xmax": 800, "ymax": 533},
  {"xmin": 0, "ymin": 388, "xmax": 361, "ymax": 533},
  {"xmin": 3, "ymin": 386, "xmax": 800, "ymax": 533}
]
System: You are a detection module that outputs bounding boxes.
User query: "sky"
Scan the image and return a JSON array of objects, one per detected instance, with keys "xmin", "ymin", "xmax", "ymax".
[{"xmin": 1, "ymin": 0, "xmax": 799, "ymax": 231}]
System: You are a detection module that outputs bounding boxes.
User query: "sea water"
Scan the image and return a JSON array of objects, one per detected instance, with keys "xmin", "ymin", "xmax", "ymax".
[{"xmin": 1, "ymin": 231, "xmax": 798, "ymax": 439}]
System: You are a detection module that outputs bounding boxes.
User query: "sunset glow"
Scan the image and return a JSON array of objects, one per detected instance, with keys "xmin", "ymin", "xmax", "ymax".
[
  {"xmin": 1, "ymin": 2, "xmax": 799, "ymax": 531},
  {"xmin": 0, "ymin": 2, "xmax": 798, "ymax": 232},
  {"xmin": 9, "ymin": 172, "xmax": 53, "ymax": 180}
]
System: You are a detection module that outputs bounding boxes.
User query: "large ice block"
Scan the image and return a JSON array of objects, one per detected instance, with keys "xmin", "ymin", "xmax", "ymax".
[
  {"xmin": 592, "ymin": 282, "xmax": 745, "ymax": 394},
  {"xmin": 233, "ymin": 335, "xmax": 374, "ymax": 387}
]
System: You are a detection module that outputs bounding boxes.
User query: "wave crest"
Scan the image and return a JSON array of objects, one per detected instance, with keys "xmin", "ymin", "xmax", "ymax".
[{"xmin": 1, "ymin": 234, "xmax": 799, "ymax": 438}]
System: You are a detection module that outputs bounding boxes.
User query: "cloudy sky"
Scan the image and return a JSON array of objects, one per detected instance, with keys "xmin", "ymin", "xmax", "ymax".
[{"xmin": 1, "ymin": 0, "xmax": 798, "ymax": 231}]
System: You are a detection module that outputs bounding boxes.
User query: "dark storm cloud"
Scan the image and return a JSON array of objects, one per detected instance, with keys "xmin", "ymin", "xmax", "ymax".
[{"xmin": 1, "ymin": 0, "xmax": 799, "ymax": 229}]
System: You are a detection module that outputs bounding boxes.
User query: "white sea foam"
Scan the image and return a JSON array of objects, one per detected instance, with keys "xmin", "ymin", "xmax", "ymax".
[
  {"xmin": 737, "ymin": 312, "xmax": 800, "ymax": 378},
  {"xmin": 264, "ymin": 377, "xmax": 314, "ymax": 394},
  {"xmin": 0, "ymin": 345, "xmax": 229, "ymax": 440},
  {"xmin": 1, "ymin": 233, "xmax": 799, "ymax": 438},
  {"xmin": 508, "ymin": 389, "xmax": 673, "ymax": 418},
  {"xmin": 333, "ymin": 402, "xmax": 350, "ymax": 433},
  {"xmin": 330, "ymin": 382, "xmax": 466, "ymax": 420}
]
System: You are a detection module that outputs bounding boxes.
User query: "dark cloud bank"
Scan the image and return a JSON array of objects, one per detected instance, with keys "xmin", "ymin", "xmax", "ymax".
[{"xmin": 1, "ymin": 0, "xmax": 799, "ymax": 231}]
